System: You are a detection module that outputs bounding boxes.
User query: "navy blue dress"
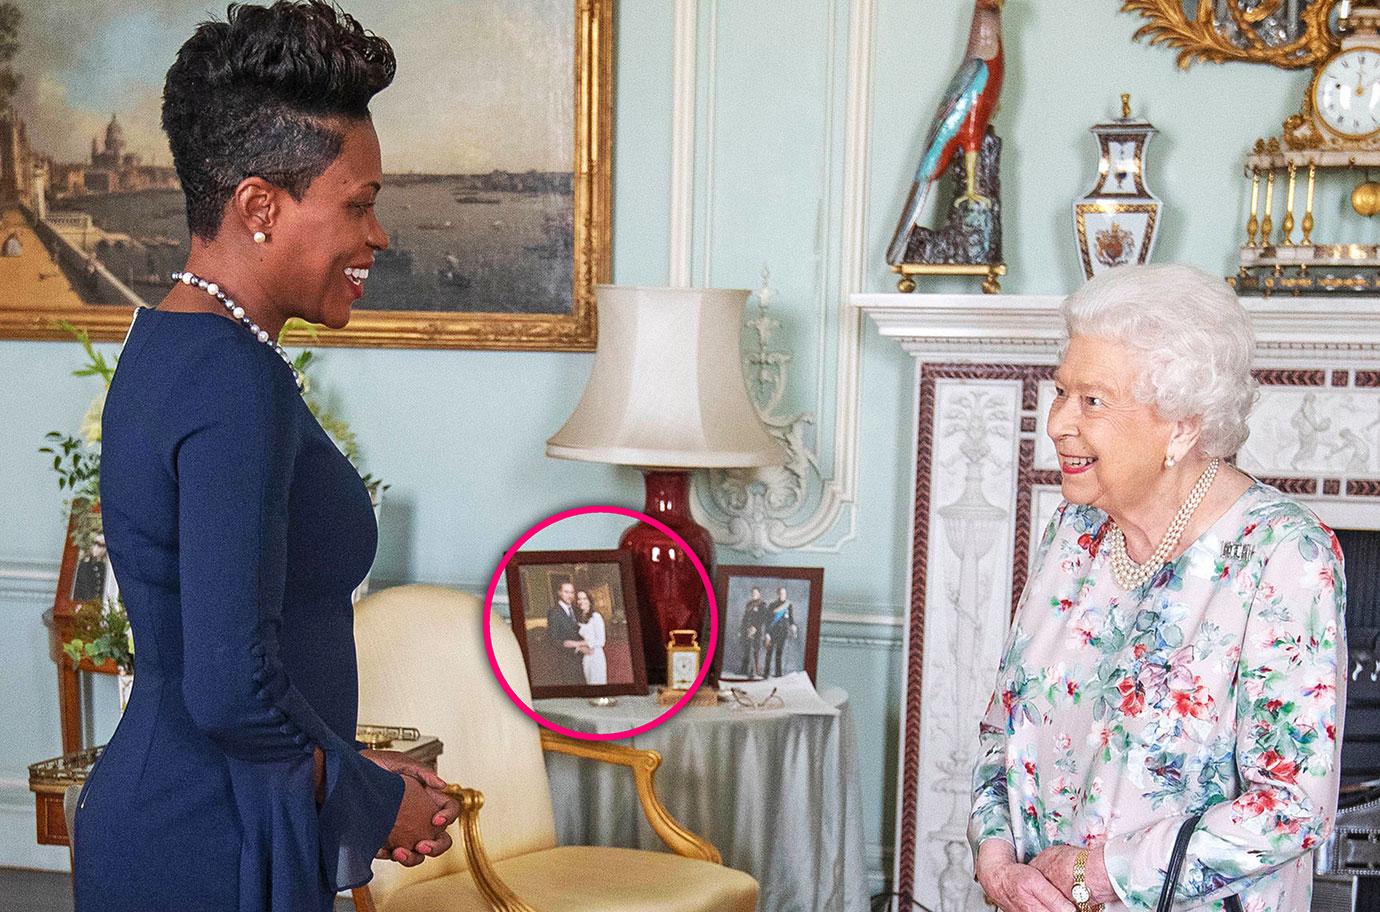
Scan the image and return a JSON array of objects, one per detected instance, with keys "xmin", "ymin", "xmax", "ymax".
[{"xmin": 74, "ymin": 308, "xmax": 404, "ymax": 911}]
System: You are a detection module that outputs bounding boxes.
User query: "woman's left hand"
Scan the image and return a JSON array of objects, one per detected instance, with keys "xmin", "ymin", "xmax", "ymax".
[
  {"xmin": 363, "ymin": 749, "xmax": 460, "ymax": 863},
  {"xmin": 1029, "ymin": 844, "xmax": 1116, "ymax": 906}
]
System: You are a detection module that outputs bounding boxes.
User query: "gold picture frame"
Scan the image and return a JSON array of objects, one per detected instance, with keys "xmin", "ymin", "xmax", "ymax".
[
  {"xmin": 1121, "ymin": 0, "xmax": 1335, "ymax": 70},
  {"xmin": 0, "ymin": 0, "xmax": 611, "ymax": 351}
]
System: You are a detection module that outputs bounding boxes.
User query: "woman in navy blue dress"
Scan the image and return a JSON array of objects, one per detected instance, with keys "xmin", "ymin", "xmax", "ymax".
[{"xmin": 73, "ymin": 4, "xmax": 459, "ymax": 909}]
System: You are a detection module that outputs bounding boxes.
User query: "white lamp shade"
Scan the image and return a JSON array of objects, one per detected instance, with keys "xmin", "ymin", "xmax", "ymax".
[{"xmin": 546, "ymin": 285, "xmax": 785, "ymax": 468}]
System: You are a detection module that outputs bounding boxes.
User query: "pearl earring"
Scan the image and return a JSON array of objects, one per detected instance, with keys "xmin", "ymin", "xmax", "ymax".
[
  {"xmin": 253, "ymin": 231, "xmax": 267, "ymax": 244},
  {"xmin": 1165, "ymin": 455, "xmax": 1177, "ymax": 468}
]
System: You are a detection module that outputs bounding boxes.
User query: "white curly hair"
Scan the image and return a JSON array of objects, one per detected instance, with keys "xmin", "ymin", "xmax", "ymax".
[{"xmin": 1060, "ymin": 264, "xmax": 1258, "ymax": 458}]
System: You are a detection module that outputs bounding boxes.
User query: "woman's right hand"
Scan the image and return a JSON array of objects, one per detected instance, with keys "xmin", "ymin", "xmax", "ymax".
[
  {"xmin": 975, "ymin": 839, "xmax": 1074, "ymax": 912},
  {"xmin": 382, "ymin": 775, "xmax": 450, "ymax": 868}
]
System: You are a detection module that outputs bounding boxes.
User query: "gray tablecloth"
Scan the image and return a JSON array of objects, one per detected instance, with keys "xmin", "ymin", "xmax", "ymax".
[{"xmin": 536, "ymin": 686, "xmax": 868, "ymax": 912}]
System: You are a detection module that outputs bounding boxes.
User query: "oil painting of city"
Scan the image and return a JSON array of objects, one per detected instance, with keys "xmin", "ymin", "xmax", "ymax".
[{"xmin": 0, "ymin": 0, "xmax": 609, "ymax": 349}]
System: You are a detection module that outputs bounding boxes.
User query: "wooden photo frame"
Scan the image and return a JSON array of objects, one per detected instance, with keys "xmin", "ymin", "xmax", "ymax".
[
  {"xmin": 0, "ymin": 1, "xmax": 610, "ymax": 351},
  {"xmin": 505, "ymin": 549, "xmax": 647, "ymax": 700},
  {"xmin": 714, "ymin": 565, "xmax": 824, "ymax": 684}
]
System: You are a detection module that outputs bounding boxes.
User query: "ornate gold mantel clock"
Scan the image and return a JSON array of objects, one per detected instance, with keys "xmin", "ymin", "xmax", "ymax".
[
  {"xmin": 1236, "ymin": 3, "xmax": 1380, "ymax": 293},
  {"xmin": 1125, "ymin": 0, "xmax": 1380, "ymax": 293}
]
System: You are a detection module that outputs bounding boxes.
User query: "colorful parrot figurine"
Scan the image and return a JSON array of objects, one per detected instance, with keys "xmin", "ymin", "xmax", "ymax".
[{"xmin": 886, "ymin": 0, "xmax": 1005, "ymax": 266}]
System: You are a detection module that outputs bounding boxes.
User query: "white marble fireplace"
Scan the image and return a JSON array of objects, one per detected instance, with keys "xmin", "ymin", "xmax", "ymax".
[{"xmin": 852, "ymin": 291, "xmax": 1380, "ymax": 912}]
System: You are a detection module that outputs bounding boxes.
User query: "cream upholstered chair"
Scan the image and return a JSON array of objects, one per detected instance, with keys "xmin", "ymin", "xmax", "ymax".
[{"xmin": 351, "ymin": 584, "xmax": 759, "ymax": 912}]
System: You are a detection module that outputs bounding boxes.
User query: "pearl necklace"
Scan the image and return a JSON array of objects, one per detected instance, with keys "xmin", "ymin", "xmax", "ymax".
[
  {"xmin": 1104, "ymin": 457, "xmax": 1220, "ymax": 590},
  {"xmin": 170, "ymin": 271, "xmax": 303, "ymax": 393}
]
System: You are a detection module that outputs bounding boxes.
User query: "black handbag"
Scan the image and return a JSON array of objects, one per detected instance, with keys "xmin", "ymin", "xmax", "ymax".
[{"xmin": 1155, "ymin": 814, "xmax": 1243, "ymax": 912}]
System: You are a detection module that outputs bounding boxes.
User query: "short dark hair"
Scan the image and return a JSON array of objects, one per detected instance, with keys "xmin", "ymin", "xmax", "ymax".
[{"xmin": 162, "ymin": 1, "xmax": 395, "ymax": 240}]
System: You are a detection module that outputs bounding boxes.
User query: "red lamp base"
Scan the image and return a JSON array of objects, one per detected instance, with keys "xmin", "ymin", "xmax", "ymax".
[{"xmin": 620, "ymin": 470, "xmax": 717, "ymax": 686}]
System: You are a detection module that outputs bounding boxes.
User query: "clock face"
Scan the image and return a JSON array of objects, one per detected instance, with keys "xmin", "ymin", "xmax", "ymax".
[
  {"xmin": 670, "ymin": 651, "xmax": 698, "ymax": 690},
  {"xmin": 1315, "ymin": 48, "xmax": 1380, "ymax": 139}
]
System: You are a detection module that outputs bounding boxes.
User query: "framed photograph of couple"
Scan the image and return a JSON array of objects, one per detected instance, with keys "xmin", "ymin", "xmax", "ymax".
[
  {"xmin": 0, "ymin": 0, "xmax": 610, "ymax": 350},
  {"xmin": 714, "ymin": 565, "xmax": 823, "ymax": 684},
  {"xmin": 505, "ymin": 549, "xmax": 647, "ymax": 700}
]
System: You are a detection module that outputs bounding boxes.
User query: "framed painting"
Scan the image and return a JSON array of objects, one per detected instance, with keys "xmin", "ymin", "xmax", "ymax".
[
  {"xmin": 713, "ymin": 565, "xmax": 824, "ymax": 684},
  {"xmin": 0, "ymin": 0, "xmax": 609, "ymax": 350},
  {"xmin": 504, "ymin": 549, "xmax": 648, "ymax": 700}
]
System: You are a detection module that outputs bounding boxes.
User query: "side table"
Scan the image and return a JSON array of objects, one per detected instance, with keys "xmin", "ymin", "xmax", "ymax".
[{"xmin": 536, "ymin": 686, "xmax": 868, "ymax": 912}]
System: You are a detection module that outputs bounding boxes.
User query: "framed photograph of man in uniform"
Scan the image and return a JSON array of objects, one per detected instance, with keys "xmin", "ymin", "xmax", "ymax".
[
  {"xmin": 504, "ymin": 549, "xmax": 647, "ymax": 699},
  {"xmin": 714, "ymin": 565, "xmax": 823, "ymax": 683}
]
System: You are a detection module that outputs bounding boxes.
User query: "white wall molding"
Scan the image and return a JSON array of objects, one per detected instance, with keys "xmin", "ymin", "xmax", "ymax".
[
  {"xmin": 854, "ymin": 292, "xmax": 1380, "ymax": 368},
  {"xmin": 822, "ymin": 608, "xmax": 903, "ymax": 627},
  {"xmin": 775, "ymin": 0, "xmax": 876, "ymax": 553},
  {"xmin": 0, "ymin": 779, "xmax": 35, "ymax": 810},
  {"xmin": 820, "ymin": 632, "xmax": 903, "ymax": 650},
  {"xmin": 0, "ymin": 779, "xmax": 68, "ymax": 871},
  {"xmin": 668, "ymin": 0, "xmax": 697, "ymax": 286},
  {"xmin": 0, "ymin": 558, "xmax": 58, "ymax": 603},
  {"xmin": 696, "ymin": 0, "xmax": 720, "ymax": 287},
  {"xmin": 687, "ymin": 0, "xmax": 876, "ymax": 554},
  {"xmin": 799, "ymin": 0, "xmax": 876, "ymax": 555},
  {"xmin": 364, "ymin": 579, "xmax": 908, "ymax": 652}
]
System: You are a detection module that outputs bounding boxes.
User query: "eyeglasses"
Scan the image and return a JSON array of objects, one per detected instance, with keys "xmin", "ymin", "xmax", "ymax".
[{"xmin": 729, "ymin": 686, "xmax": 784, "ymax": 710}]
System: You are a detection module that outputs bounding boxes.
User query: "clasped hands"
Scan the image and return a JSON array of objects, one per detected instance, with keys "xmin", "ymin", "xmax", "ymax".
[
  {"xmin": 562, "ymin": 638, "xmax": 592, "ymax": 656},
  {"xmin": 364, "ymin": 749, "xmax": 461, "ymax": 867},
  {"xmin": 975, "ymin": 839, "xmax": 1116, "ymax": 912}
]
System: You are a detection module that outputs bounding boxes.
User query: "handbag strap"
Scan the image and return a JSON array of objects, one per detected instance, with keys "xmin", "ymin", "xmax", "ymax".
[{"xmin": 1155, "ymin": 813, "xmax": 1243, "ymax": 912}]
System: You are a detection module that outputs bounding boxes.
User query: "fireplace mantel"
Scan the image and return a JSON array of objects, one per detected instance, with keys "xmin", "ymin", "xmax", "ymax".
[
  {"xmin": 851, "ymin": 291, "xmax": 1380, "ymax": 911},
  {"xmin": 854, "ymin": 292, "xmax": 1380, "ymax": 368}
]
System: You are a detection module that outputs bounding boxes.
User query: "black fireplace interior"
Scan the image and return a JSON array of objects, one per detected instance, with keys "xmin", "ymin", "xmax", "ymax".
[
  {"xmin": 1338, "ymin": 529, "xmax": 1380, "ymax": 787},
  {"xmin": 1319, "ymin": 529, "xmax": 1380, "ymax": 908}
]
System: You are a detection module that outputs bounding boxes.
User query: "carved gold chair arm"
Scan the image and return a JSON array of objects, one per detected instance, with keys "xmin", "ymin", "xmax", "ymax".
[
  {"xmin": 539, "ymin": 729, "xmax": 722, "ymax": 864},
  {"xmin": 444, "ymin": 785, "xmax": 539, "ymax": 912},
  {"xmin": 351, "ymin": 785, "xmax": 538, "ymax": 912}
]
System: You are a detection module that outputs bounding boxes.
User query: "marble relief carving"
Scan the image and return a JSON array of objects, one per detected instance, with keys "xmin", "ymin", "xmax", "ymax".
[
  {"xmin": 1030, "ymin": 485, "xmax": 1066, "ymax": 554},
  {"xmin": 1039, "ymin": 381, "xmax": 1380, "ymax": 480},
  {"xmin": 699, "ymin": 269, "xmax": 822, "ymax": 556},
  {"xmin": 915, "ymin": 380, "xmax": 1020, "ymax": 912},
  {"xmin": 1236, "ymin": 388, "xmax": 1380, "ymax": 477},
  {"xmin": 1033, "ymin": 380, "xmax": 1060, "ymax": 471}
]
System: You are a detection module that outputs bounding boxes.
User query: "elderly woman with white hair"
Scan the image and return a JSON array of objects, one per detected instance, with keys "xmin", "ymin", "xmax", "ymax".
[{"xmin": 969, "ymin": 265, "xmax": 1347, "ymax": 912}]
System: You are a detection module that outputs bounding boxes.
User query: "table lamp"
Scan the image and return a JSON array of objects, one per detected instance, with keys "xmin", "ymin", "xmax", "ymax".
[{"xmin": 547, "ymin": 285, "xmax": 784, "ymax": 685}]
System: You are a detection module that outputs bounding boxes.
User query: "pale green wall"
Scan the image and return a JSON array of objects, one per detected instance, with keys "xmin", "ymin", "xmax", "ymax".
[{"xmin": 0, "ymin": 0, "xmax": 1320, "ymax": 889}]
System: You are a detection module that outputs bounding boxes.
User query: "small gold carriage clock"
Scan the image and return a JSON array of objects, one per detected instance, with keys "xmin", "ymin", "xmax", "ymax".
[
  {"xmin": 666, "ymin": 629, "xmax": 700, "ymax": 691},
  {"xmin": 656, "ymin": 629, "xmax": 718, "ymax": 706}
]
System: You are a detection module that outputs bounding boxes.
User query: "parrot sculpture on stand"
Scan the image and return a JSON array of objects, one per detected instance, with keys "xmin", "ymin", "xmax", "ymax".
[{"xmin": 886, "ymin": 0, "xmax": 1007, "ymax": 293}]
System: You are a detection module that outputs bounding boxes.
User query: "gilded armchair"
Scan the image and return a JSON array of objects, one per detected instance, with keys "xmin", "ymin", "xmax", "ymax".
[{"xmin": 351, "ymin": 584, "xmax": 758, "ymax": 912}]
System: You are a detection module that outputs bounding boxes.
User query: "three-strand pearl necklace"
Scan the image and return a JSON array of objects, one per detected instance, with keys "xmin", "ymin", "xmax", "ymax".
[
  {"xmin": 1104, "ymin": 457, "xmax": 1220, "ymax": 590},
  {"xmin": 170, "ymin": 271, "xmax": 303, "ymax": 393}
]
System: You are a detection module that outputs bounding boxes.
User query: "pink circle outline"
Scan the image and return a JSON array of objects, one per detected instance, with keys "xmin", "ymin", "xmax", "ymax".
[{"xmin": 482, "ymin": 505, "xmax": 720, "ymax": 741}]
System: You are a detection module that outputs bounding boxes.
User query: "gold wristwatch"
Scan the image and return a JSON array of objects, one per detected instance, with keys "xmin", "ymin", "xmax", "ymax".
[{"xmin": 1071, "ymin": 849, "xmax": 1103, "ymax": 912}]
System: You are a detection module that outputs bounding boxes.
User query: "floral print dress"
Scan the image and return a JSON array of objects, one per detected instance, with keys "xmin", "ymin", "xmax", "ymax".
[{"xmin": 968, "ymin": 483, "xmax": 1346, "ymax": 911}]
